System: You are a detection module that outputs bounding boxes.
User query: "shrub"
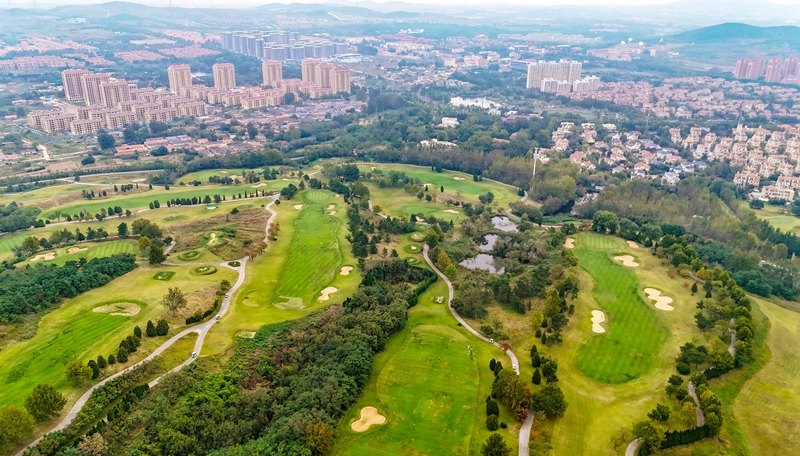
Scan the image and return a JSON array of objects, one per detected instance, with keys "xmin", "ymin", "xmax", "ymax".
[
  {"xmin": 156, "ymin": 319, "xmax": 169, "ymax": 336},
  {"xmin": 486, "ymin": 415, "xmax": 499, "ymax": 431},
  {"xmin": 500, "ymin": 422, "xmax": 507, "ymax": 429},
  {"xmin": 146, "ymin": 320, "xmax": 157, "ymax": 337},
  {"xmin": 489, "ymin": 358, "xmax": 496, "ymax": 371},
  {"xmin": 676, "ymin": 362, "xmax": 690, "ymax": 375},
  {"xmin": 532, "ymin": 368, "xmax": 541, "ymax": 385},
  {"xmin": 486, "ymin": 399, "xmax": 499, "ymax": 417},
  {"xmin": 108, "ymin": 354, "xmax": 116, "ymax": 365},
  {"xmin": 535, "ymin": 328, "xmax": 542, "ymax": 337},
  {"xmin": 97, "ymin": 355, "xmax": 107, "ymax": 369}
]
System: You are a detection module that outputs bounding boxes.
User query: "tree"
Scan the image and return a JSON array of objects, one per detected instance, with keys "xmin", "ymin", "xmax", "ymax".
[
  {"xmin": 138, "ymin": 235, "xmax": 152, "ymax": 255},
  {"xmin": 117, "ymin": 222, "xmax": 128, "ymax": 237},
  {"xmin": 486, "ymin": 399, "xmax": 500, "ymax": 417},
  {"xmin": 146, "ymin": 320, "xmax": 157, "ymax": 337},
  {"xmin": 486, "ymin": 415, "xmax": 499, "ymax": 431},
  {"xmin": 133, "ymin": 326, "xmax": 142, "ymax": 339},
  {"xmin": 532, "ymin": 368, "xmax": 541, "ymax": 385},
  {"xmin": 592, "ymin": 210, "xmax": 619, "ymax": 234},
  {"xmin": 304, "ymin": 422, "xmax": 333, "ymax": 455},
  {"xmin": 436, "ymin": 251, "xmax": 452, "ymax": 270},
  {"xmin": 705, "ymin": 411, "xmax": 722, "ymax": 435},
  {"xmin": 77, "ymin": 432, "xmax": 108, "ymax": 456},
  {"xmin": 156, "ymin": 319, "xmax": 169, "ymax": 336},
  {"xmin": 97, "ymin": 355, "xmax": 107, "ymax": 368},
  {"xmin": 97, "ymin": 131, "xmax": 114, "ymax": 150},
  {"xmin": 107, "ymin": 354, "xmax": 116, "ymax": 365},
  {"xmin": 65, "ymin": 361, "xmax": 92, "ymax": 384},
  {"xmin": 647, "ymin": 404, "xmax": 671, "ymax": 422},
  {"xmin": 162, "ymin": 287, "xmax": 187, "ymax": 314},
  {"xmin": 532, "ymin": 383, "xmax": 567, "ymax": 418},
  {"xmin": 680, "ymin": 401, "xmax": 697, "ymax": 427},
  {"xmin": 532, "ymin": 351, "xmax": 541, "ymax": 367},
  {"xmin": 632, "ymin": 420, "xmax": 665, "ymax": 451},
  {"xmin": 691, "ymin": 283, "xmax": 698, "ymax": 294},
  {"xmin": 149, "ymin": 244, "xmax": 166, "ymax": 265},
  {"xmin": 481, "ymin": 433, "xmax": 512, "ymax": 456},
  {"xmin": 444, "ymin": 264, "xmax": 458, "ymax": 278},
  {"xmin": 0, "ymin": 405, "xmax": 35, "ymax": 454},
  {"xmin": 24, "ymin": 384, "xmax": 66, "ymax": 422},
  {"xmin": 284, "ymin": 92, "xmax": 296, "ymax": 104}
]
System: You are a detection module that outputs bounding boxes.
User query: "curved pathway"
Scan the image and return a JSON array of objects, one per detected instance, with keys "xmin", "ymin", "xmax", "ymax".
[
  {"xmin": 728, "ymin": 318, "xmax": 737, "ymax": 356},
  {"xmin": 422, "ymin": 245, "xmax": 531, "ymax": 456},
  {"xmin": 625, "ymin": 439, "xmax": 641, "ymax": 456},
  {"xmin": 687, "ymin": 382, "xmax": 705, "ymax": 427},
  {"xmin": 16, "ymin": 197, "xmax": 281, "ymax": 455}
]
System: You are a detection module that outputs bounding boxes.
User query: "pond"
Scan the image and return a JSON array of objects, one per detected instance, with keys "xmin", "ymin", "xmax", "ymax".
[
  {"xmin": 479, "ymin": 234, "xmax": 499, "ymax": 252},
  {"xmin": 491, "ymin": 216, "xmax": 518, "ymax": 232},
  {"xmin": 459, "ymin": 254, "xmax": 504, "ymax": 274}
]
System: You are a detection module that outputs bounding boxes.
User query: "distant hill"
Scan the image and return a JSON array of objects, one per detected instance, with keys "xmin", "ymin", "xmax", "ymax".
[{"xmin": 672, "ymin": 23, "xmax": 800, "ymax": 49}]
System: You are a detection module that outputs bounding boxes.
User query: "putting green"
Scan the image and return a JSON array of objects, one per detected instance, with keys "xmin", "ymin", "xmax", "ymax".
[
  {"xmin": 573, "ymin": 240, "xmax": 669, "ymax": 383},
  {"xmin": 581, "ymin": 235, "xmax": 620, "ymax": 250}
]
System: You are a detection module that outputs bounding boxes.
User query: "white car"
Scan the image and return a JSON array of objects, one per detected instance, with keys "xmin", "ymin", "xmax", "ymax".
[
  {"xmin": 191, "ymin": 352, "xmax": 197, "ymax": 358},
  {"xmin": 225, "ymin": 293, "xmax": 230, "ymax": 298},
  {"xmin": 489, "ymin": 338, "xmax": 494, "ymax": 343},
  {"xmin": 215, "ymin": 315, "xmax": 221, "ymax": 320},
  {"xmin": 513, "ymin": 363, "xmax": 517, "ymax": 370}
]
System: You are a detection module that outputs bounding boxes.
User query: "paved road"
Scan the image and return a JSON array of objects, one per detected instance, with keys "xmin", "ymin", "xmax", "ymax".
[
  {"xmin": 423, "ymin": 245, "xmax": 529, "ymax": 456},
  {"xmin": 625, "ymin": 439, "xmax": 641, "ymax": 456},
  {"xmin": 687, "ymin": 382, "xmax": 705, "ymax": 426},
  {"xmin": 16, "ymin": 197, "xmax": 280, "ymax": 455}
]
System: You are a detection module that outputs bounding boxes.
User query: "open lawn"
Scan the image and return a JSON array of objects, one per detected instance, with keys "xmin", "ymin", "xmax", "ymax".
[
  {"xmin": 573, "ymin": 235, "xmax": 669, "ymax": 384},
  {"xmin": 753, "ymin": 204, "xmax": 800, "ymax": 235},
  {"xmin": 19, "ymin": 239, "xmax": 138, "ymax": 266},
  {"xmin": 333, "ymin": 280, "xmax": 517, "ymax": 456},
  {"xmin": 0, "ymin": 264, "xmax": 236, "ymax": 412}
]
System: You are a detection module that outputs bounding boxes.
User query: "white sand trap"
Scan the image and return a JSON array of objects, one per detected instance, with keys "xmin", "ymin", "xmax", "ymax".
[
  {"xmin": 435, "ymin": 296, "xmax": 444, "ymax": 303},
  {"xmin": 371, "ymin": 166, "xmax": 376, "ymax": 171},
  {"xmin": 351, "ymin": 406, "xmax": 386, "ymax": 432},
  {"xmin": 453, "ymin": 176, "xmax": 465, "ymax": 181},
  {"xmin": 627, "ymin": 241, "xmax": 639, "ymax": 248},
  {"xmin": 67, "ymin": 247, "xmax": 87, "ymax": 255},
  {"xmin": 251, "ymin": 183, "xmax": 267, "ymax": 188},
  {"xmin": 564, "ymin": 238, "xmax": 575, "ymax": 249},
  {"xmin": 131, "ymin": 178, "xmax": 146, "ymax": 183},
  {"xmin": 644, "ymin": 288, "xmax": 674, "ymax": 311},
  {"xmin": 335, "ymin": 194, "xmax": 340, "ymax": 197},
  {"xmin": 31, "ymin": 252, "xmax": 56, "ymax": 262},
  {"xmin": 614, "ymin": 255, "xmax": 639, "ymax": 267},
  {"xmin": 329, "ymin": 210, "xmax": 337, "ymax": 215},
  {"xmin": 293, "ymin": 204, "xmax": 303, "ymax": 210},
  {"xmin": 93, "ymin": 302, "xmax": 141, "ymax": 317},
  {"xmin": 282, "ymin": 178, "xmax": 289, "ymax": 181},
  {"xmin": 340, "ymin": 266, "xmax": 353, "ymax": 275},
  {"xmin": 327, "ymin": 204, "xmax": 335, "ymax": 209},
  {"xmin": 591, "ymin": 310, "xmax": 606, "ymax": 333},
  {"xmin": 442, "ymin": 209, "xmax": 459, "ymax": 214},
  {"xmin": 409, "ymin": 245, "xmax": 419, "ymax": 251},
  {"xmin": 318, "ymin": 286, "xmax": 338, "ymax": 301}
]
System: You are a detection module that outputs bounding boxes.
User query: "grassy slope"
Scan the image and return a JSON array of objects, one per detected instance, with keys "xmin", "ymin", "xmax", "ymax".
[
  {"xmin": 18, "ymin": 239, "xmax": 138, "ymax": 266},
  {"xmin": 333, "ymin": 280, "xmax": 517, "ymax": 456},
  {"xmin": 0, "ymin": 264, "xmax": 236, "ymax": 411}
]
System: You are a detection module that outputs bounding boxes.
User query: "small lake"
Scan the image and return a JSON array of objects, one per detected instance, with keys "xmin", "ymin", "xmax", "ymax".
[
  {"xmin": 491, "ymin": 216, "xmax": 518, "ymax": 233},
  {"xmin": 460, "ymin": 254, "xmax": 504, "ymax": 274},
  {"xmin": 479, "ymin": 234, "xmax": 498, "ymax": 252}
]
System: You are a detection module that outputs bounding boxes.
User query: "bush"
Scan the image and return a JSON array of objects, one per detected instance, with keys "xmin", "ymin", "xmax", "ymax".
[
  {"xmin": 676, "ymin": 362, "xmax": 691, "ymax": 375},
  {"xmin": 108, "ymin": 354, "xmax": 116, "ymax": 365},
  {"xmin": 486, "ymin": 415, "xmax": 499, "ymax": 431},
  {"xmin": 500, "ymin": 422, "xmax": 507, "ymax": 429},
  {"xmin": 156, "ymin": 319, "xmax": 169, "ymax": 336},
  {"xmin": 486, "ymin": 399, "xmax": 499, "ymax": 417}
]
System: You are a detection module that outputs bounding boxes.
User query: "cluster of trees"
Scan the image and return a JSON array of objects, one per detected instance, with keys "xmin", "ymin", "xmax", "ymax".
[
  {"xmin": 0, "ymin": 254, "xmax": 137, "ymax": 321},
  {"xmin": 186, "ymin": 280, "xmax": 231, "ymax": 324},
  {"xmin": 0, "ymin": 383, "xmax": 68, "ymax": 451},
  {"xmin": 15, "ymin": 226, "xmax": 112, "ymax": 257},
  {"xmin": 490, "ymin": 361, "xmax": 531, "ymax": 422},
  {"xmin": 0, "ymin": 201, "xmax": 43, "ymax": 233}
]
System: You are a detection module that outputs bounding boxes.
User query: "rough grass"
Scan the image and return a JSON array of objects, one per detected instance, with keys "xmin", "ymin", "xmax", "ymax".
[{"xmin": 20, "ymin": 240, "xmax": 139, "ymax": 266}]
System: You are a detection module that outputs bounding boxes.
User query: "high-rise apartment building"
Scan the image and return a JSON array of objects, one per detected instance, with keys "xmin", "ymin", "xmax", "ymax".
[
  {"xmin": 80, "ymin": 73, "xmax": 111, "ymax": 106},
  {"xmin": 332, "ymin": 66, "xmax": 351, "ymax": 93},
  {"xmin": 526, "ymin": 60, "xmax": 582, "ymax": 90},
  {"xmin": 212, "ymin": 63, "xmax": 236, "ymax": 90},
  {"xmin": 99, "ymin": 80, "xmax": 132, "ymax": 108},
  {"xmin": 765, "ymin": 57, "xmax": 783, "ymax": 83},
  {"xmin": 262, "ymin": 60, "xmax": 283, "ymax": 87},
  {"xmin": 61, "ymin": 69, "xmax": 90, "ymax": 103},
  {"xmin": 167, "ymin": 64, "xmax": 192, "ymax": 94},
  {"xmin": 315, "ymin": 63, "xmax": 334, "ymax": 89},
  {"xmin": 733, "ymin": 58, "xmax": 751, "ymax": 79},
  {"xmin": 784, "ymin": 56, "xmax": 800, "ymax": 79},
  {"xmin": 747, "ymin": 57, "xmax": 766, "ymax": 79},
  {"xmin": 302, "ymin": 59, "xmax": 319, "ymax": 84}
]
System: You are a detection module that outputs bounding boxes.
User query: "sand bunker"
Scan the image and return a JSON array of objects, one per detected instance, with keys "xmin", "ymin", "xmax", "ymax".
[
  {"xmin": 371, "ymin": 166, "xmax": 376, "ymax": 171},
  {"xmin": 564, "ymin": 238, "xmax": 575, "ymax": 249},
  {"xmin": 318, "ymin": 287, "xmax": 338, "ymax": 301},
  {"xmin": 335, "ymin": 194, "xmax": 340, "ymax": 197},
  {"xmin": 67, "ymin": 247, "xmax": 87, "ymax": 255},
  {"xmin": 614, "ymin": 255, "xmax": 639, "ymax": 267},
  {"xmin": 293, "ymin": 204, "xmax": 303, "ymax": 210},
  {"xmin": 442, "ymin": 209, "xmax": 459, "ymax": 214},
  {"xmin": 251, "ymin": 183, "xmax": 267, "ymax": 188},
  {"xmin": 627, "ymin": 241, "xmax": 639, "ymax": 248},
  {"xmin": 327, "ymin": 204, "xmax": 335, "ymax": 210},
  {"xmin": 93, "ymin": 302, "xmax": 141, "ymax": 317},
  {"xmin": 131, "ymin": 178, "xmax": 146, "ymax": 183},
  {"xmin": 220, "ymin": 171, "xmax": 228, "ymax": 174},
  {"xmin": 453, "ymin": 176, "xmax": 465, "ymax": 181},
  {"xmin": 329, "ymin": 211, "xmax": 337, "ymax": 215},
  {"xmin": 435, "ymin": 296, "xmax": 444, "ymax": 303},
  {"xmin": 644, "ymin": 288, "xmax": 674, "ymax": 311},
  {"xmin": 282, "ymin": 178, "xmax": 289, "ymax": 181},
  {"xmin": 31, "ymin": 252, "xmax": 56, "ymax": 262},
  {"xmin": 591, "ymin": 310, "xmax": 606, "ymax": 333},
  {"xmin": 340, "ymin": 266, "xmax": 353, "ymax": 275},
  {"xmin": 351, "ymin": 406, "xmax": 386, "ymax": 432}
]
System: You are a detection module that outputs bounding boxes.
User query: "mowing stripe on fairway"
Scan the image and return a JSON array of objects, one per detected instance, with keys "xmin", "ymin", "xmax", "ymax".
[{"xmin": 573, "ymin": 240, "xmax": 669, "ymax": 384}]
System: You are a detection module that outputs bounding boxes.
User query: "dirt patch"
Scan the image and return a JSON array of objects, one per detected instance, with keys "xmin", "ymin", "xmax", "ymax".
[
  {"xmin": 351, "ymin": 406, "xmax": 386, "ymax": 432},
  {"xmin": 31, "ymin": 252, "xmax": 56, "ymax": 262},
  {"xmin": 453, "ymin": 176, "xmax": 465, "ymax": 181},
  {"xmin": 564, "ymin": 238, "xmax": 575, "ymax": 249},
  {"xmin": 318, "ymin": 286, "xmax": 338, "ymax": 301},
  {"xmin": 93, "ymin": 302, "xmax": 141, "ymax": 317},
  {"xmin": 627, "ymin": 240, "xmax": 639, "ymax": 248},
  {"xmin": 614, "ymin": 255, "xmax": 639, "ymax": 267},
  {"xmin": 235, "ymin": 330, "xmax": 255, "ymax": 339},
  {"xmin": 329, "ymin": 210, "xmax": 337, "ymax": 215},
  {"xmin": 591, "ymin": 310, "xmax": 606, "ymax": 334},
  {"xmin": 131, "ymin": 178, "xmax": 146, "ymax": 183},
  {"xmin": 293, "ymin": 204, "xmax": 303, "ymax": 210},
  {"xmin": 67, "ymin": 247, "xmax": 88, "ymax": 255},
  {"xmin": 251, "ymin": 183, "xmax": 267, "ymax": 188},
  {"xmin": 340, "ymin": 266, "xmax": 353, "ymax": 275},
  {"xmin": 327, "ymin": 204, "xmax": 335, "ymax": 210},
  {"xmin": 442, "ymin": 209, "xmax": 459, "ymax": 214},
  {"xmin": 644, "ymin": 288, "xmax": 674, "ymax": 311}
]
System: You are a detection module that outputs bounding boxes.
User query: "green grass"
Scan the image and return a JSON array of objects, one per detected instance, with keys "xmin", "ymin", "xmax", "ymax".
[
  {"xmin": 153, "ymin": 271, "xmax": 175, "ymax": 281},
  {"xmin": 179, "ymin": 250, "xmax": 202, "ymax": 261},
  {"xmin": 753, "ymin": 204, "xmax": 800, "ymax": 235},
  {"xmin": 191, "ymin": 265, "xmax": 217, "ymax": 275},
  {"xmin": 333, "ymin": 281, "xmax": 517, "ymax": 456},
  {"xmin": 581, "ymin": 235, "xmax": 621, "ymax": 250},
  {"xmin": 573, "ymin": 237, "xmax": 669, "ymax": 384},
  {"xmin": 20, "ymin": 240, "xmax": 139, "ymax": 266}
]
